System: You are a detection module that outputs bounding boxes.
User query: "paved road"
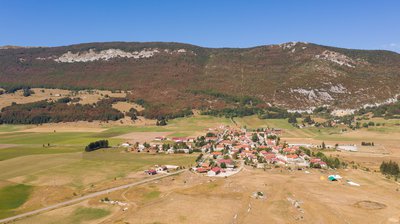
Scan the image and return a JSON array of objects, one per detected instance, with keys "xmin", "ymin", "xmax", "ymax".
[
  {"xmin": 0, "ymin": 170, "xmax": 185, "ymax": 223},
  {"xmin": 216, "ymin": 128, "xmax": 228, "ymax": 144}
]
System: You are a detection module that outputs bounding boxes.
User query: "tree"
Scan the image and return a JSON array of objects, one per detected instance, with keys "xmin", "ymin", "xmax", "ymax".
[
  {"xmin": 232, "ymin": 152, "xmax": 239, "ymax": 159},
  {"xmin": 251, "ymin": 133, "xmax": 259, "ymax": 142},
  {"xmin": 206, "ymin": 132, "xmax": 216, "ymax": 137},
  {"xmin": 126, "ymin": 108, "xmax": 138, "ymax": 121},
  {"xmin": 304, "ymin": 115, "xmax": 313, "ymax": 124},
  {"xmin": 196, "ymin": 153, "xmax": 203, "ymax": 162},
  {"xmin": 380, "ymin": 160, "xmax": 400, "ymax": 176},
  {"xmin": 288, "ymin": 115, "xmax": 297, "ymax": 124},
  {"xmin": 322, "ymin": 141, "xmax": 326, "ymax": 149},
  {"xmin": 156, "ymin": 117, "xmax": 167, "ymax": 126},
  {"xmin": 22, "ymin": 88, "xmax": 34, "ymax": 97}
]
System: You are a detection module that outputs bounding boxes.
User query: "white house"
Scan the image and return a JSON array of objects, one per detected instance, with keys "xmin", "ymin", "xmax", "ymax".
[
  {"xmin": 121, "ymin": 143, "xmax": 130, "ymax": 147},
  {"xmin": 337, "ymin": 145, "xmax": 358, "ymax": 152}
]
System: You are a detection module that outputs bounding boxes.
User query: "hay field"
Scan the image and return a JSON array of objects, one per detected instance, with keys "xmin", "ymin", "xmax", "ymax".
[
  {"xmin": 14, "ymin": 168, "xmax": 400, "ymax": 224},
  {"xmin": 1, "ymin": 114, "xmax": 400, "ymax": 222}
]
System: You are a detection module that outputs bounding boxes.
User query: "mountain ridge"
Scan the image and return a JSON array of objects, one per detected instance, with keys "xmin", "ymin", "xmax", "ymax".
[
  {"xmin": 1, "ymin": 41, "xmax": 399, "ymax": 54},
  {"xmin": 1, "ymin": 41, "xmax": 399, "ymax": 116}
]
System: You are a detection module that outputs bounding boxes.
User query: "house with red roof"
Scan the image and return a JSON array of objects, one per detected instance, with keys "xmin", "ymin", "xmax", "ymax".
[
  {"xmin": 145, "ymin": 169, "xmax": 157, "ymax": 175},
  {"xmin": 264, "ymin": 153, "xmax": 277, "ymax": 162},
  {"xmin": 206, "ymin": 136, "xmax": 218, "ymax": 142},
  {"xmin": 207, "ymin": 167, "xmax": 222, "ymax": 176},
  {"xmin": 196, "ymin": 167, "xmax": 208, "ymax": 173},
  {"xmin": 211, "ymin": 151, "xmax": 222, "ymax": 158},
  {"xmin": 310, "ymin": 158, "xmax": 327, "ymax": 168},
  {"xmin": 286, "ymin": 154, "xmax": 300, "ymax": 162},
  {"xmin": 219, "ymin": 140, "xmax": 233, "ymax": 146},
  {"xmin": 172, "ymin": 137, "xmax": 187, "ymax": 143},
  {"xmin": 215, "ymin": 144, "xmax": 225, "ymax": 151},
  {"xmin": 154, "ymin": 136, "xmax": 166, "ymax": 141},
  {"xmin": 217, "ymin": 159, "xmax": 234, "ymax": 168}
]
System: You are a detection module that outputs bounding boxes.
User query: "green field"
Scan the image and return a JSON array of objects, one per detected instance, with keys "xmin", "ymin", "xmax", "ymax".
[
  {"xmin": 0, "ymin": 125, "xmax": 29, "ymax": 132},
  {"xmin": 0, "ymin": 150, "xmax": 195, "ymax": 187},
  {"xmin": 14, "ymin": 206, "xmax": 111, "ymax": 224},
  {"xmin": 0, "ymin": 132, "xmax": 122, "ymax": 145},
  {"xmin": 69, "ymin": 207, "xmax": 110, "ymax": 224},
  {"xmin": 0, "ymin": 121, "xmax": 199, "ymax": 219},
  {"xmin": 0, "ymin": 184, "xmax": 33, "ymax": 218},
  {"xmin": 0, "ymin": 145, "xmax": 82, "ymax": 161}
]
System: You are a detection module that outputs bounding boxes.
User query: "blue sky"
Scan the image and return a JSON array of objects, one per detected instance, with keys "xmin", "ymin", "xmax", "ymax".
[{"xmin": 0, "ymin": 0, "xmax": 399, "ymax": 52}]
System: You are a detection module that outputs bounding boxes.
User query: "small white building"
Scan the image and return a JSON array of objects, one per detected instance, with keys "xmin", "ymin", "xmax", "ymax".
[
  {"xmin": 165, "ymin": 165, "xmax": 179, "ymax": 170},
  {"xmin": 337, "ymin": 145, "xmax": 358, "ymax": 152},
  {"xmin": 121, "ymin": 143, "xmax": 130, "ymax": 147},
  {"xmin": 166, "ymin": 148, "xmax": 175, "ymax": 154}
]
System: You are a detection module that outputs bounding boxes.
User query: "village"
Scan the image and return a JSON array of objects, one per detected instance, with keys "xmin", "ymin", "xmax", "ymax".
[{"xmin": 121, "ymin": 125, "xmax": 353, "ymax": 178}]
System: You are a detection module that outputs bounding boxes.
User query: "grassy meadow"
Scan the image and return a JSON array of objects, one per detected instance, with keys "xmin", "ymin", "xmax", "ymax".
[{"xmin": 0, "ymin": 184, "xmax": 33, "ymax": 218}]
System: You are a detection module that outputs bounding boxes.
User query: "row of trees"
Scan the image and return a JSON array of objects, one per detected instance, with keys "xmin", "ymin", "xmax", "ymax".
[
  {"xmin": 200, "ymin": 106, "xmax": 260, "ymax": 118},
  {"xmin": 201, "ymin": 106, "xmax": 296, "ymax": 119},
  {"xmin": 0, "ymin": 85, "xmax": 34, "ymax": 96},
  {"xmin": 85, "ymin": 140, "xmax": 109, "ymax": 152},
  {"xmin": 139, "ymin": 105, "xmax": 193, "ymax": 120}
]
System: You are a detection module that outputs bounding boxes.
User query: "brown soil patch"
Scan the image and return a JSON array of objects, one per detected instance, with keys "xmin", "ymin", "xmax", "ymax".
[
  {"xmin": 0, "ymin": 144, "xmax": 17, "ymax": 149},
  {"xmin": 112, "ymin": 101, "xmax": 144, "ymax": 113},
  {"xmin": 354, "ymin": 200, "xmax": 387, "ymax": 210},
  {"xmin": 0, "ymin": 88, "xmax": 70, "ymax": 109}
]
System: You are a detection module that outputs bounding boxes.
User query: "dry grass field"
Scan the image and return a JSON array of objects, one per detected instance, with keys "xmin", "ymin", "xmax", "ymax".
[
  {"xmin": 0, "ymin": 88, "xmax": 127, "ymax": 110},
  {"xmin": 13, "ymin": 168, "xmax": 400, "ymax": 224},
  {"xmin": 1, "ymin": 104, "xmax": 400, "ymax": 223}
]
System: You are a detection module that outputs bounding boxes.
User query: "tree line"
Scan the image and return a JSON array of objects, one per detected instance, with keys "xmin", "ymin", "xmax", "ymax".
[{"xmin": 85, "ymin": 140, "xmax": 109, "ymax": 152}]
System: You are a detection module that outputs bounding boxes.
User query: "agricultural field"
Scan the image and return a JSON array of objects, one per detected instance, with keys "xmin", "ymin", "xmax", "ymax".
[
  {"xmin": 0, "ymin": 121, "xmax": 199, "ymax": 220},
  {"xmin": 1, "ymin": 114, "xmax": 400, "ymax": 223},
  {"xmin": 12, "ymin": 166, "xmax": 400, "ymax": 224}
]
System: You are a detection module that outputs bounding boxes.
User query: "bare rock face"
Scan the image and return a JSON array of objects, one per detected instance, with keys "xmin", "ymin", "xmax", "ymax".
[
  {"xmin": 315, "ymin": 50, "xmax": 357, "ymax": 68},
  {"xmin": 50, "ymin": 48, "xmax": 192, "ymax": 63},
  {"xmin": 54, "ymin": 48, "xmax": 159, "ymax": 63}
]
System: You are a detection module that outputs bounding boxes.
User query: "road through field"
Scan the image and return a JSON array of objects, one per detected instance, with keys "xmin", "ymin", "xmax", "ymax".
[{"xmin": 0, "ymin": 170, "xmax": 185, "ymax": 223}]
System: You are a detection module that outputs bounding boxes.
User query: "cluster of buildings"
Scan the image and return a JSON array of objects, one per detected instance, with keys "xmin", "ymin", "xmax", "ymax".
[
  {"xmin": 144, "ymin": 164, "xmax": 180, "ymax": 175},
  {"xmin": 125, "ymin": 125, "xmax": 337, "ymax": 177},
  {"xmin": 193, "ymin": 126, "xmax": 332, "ymax": 176}
]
